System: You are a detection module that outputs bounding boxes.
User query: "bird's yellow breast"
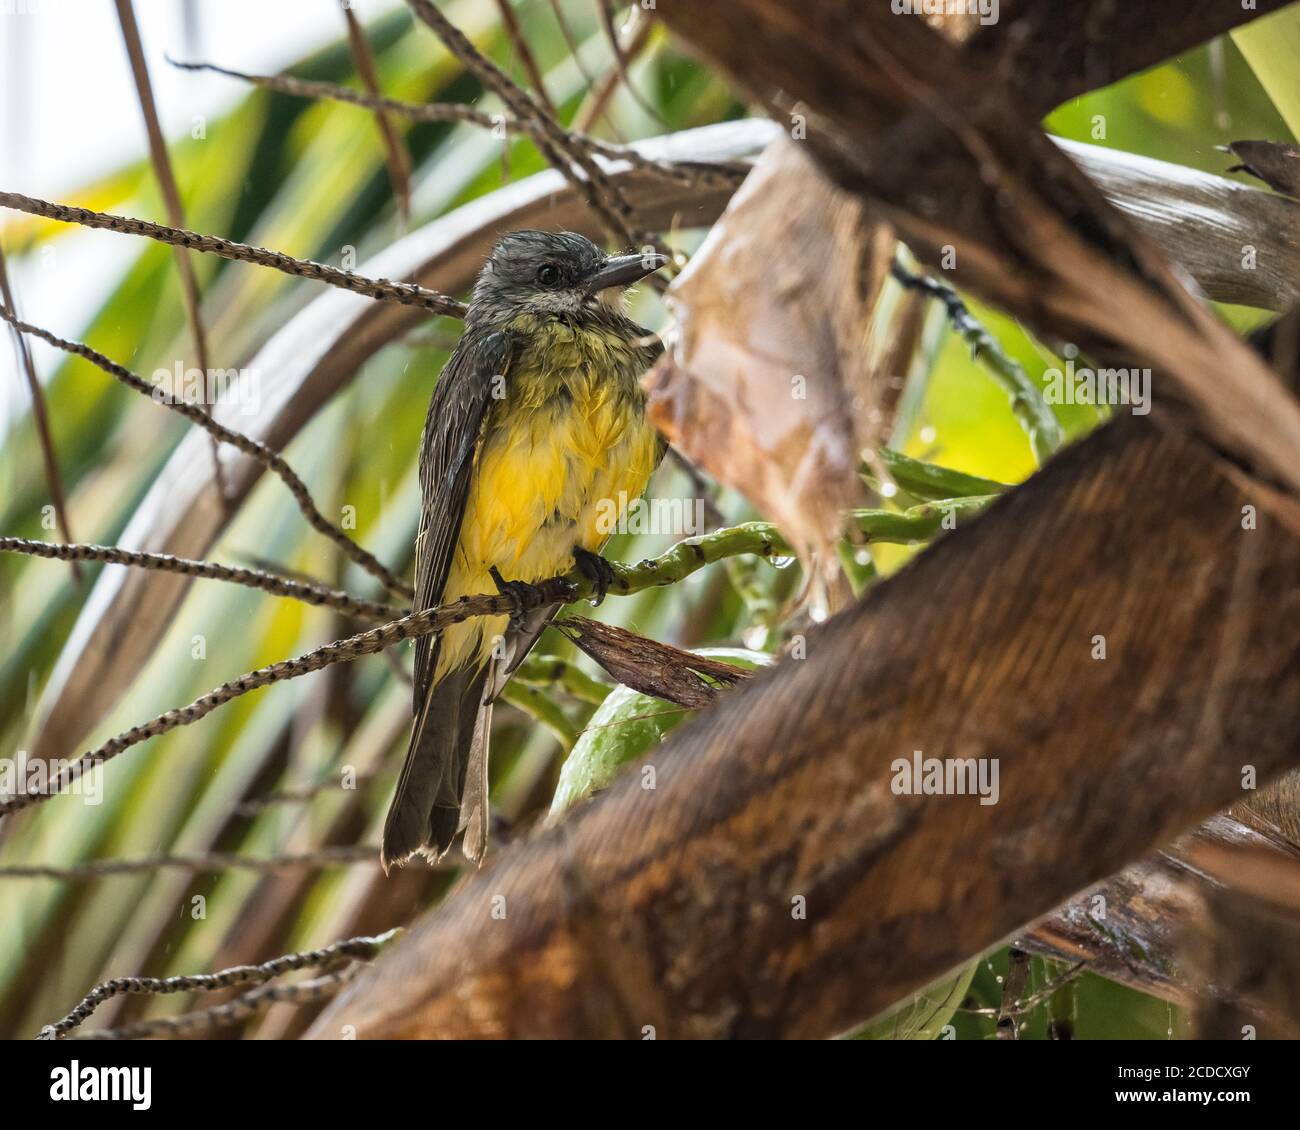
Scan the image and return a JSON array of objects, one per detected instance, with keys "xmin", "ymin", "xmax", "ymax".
[{"xmin": 435, "ymin": 317, "xmax": 660, "ymax": 675}]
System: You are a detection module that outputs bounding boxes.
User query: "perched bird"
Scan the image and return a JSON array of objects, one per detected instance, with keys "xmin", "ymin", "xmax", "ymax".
[{"xmin": 382, "ymin": 230, "xmax": 667, "ymax": 869}]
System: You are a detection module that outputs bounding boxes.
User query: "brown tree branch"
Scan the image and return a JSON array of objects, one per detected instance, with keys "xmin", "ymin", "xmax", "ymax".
[
  {"xmin": 0, "ymin": 249, "xmax": 78, "ymax": 580},
  {"xmin": 38, "ymin": 930, "xmax": 398, "ymax": 1039},
  {"xmin": 652, "ymin": 0, "xmax": 1300, "ymax": 497},
  {"xmin": 593, "ymin": 1, "xmax": 667, "ymax": 130},
  {"xmin": 69, "ymin": 967, "xmax": 358, "ymax": 1041},
  {"xmin": 0, "ymin": 536, "xmax": 403, "ymax": 622},
  {"xmin": 341, "ymin": 0, "xmax": 413, "ymax": 219},
  {"xmin": 0, "ymin": 845, "xmax": 429, "ymax": 881},
  {"xmin": 165, "ymin": 57, "xmax": 747, "ymax": 192},
  {"xmin": 493, "ymin": 0, "xmax": 557, "ymax": 117},
  {"xmin": 114, "ymin": 0, "xmax": 227, "ymax": 497},
  {"xmin": 1, "ymin": 523, "xmax": 783, "ymax": 821},
  {"xmin": 306, "ymin": 413, "xmax": 1300, "ymax": 1038},
  {"xmin": 1019, "ymin": 813, "xmax": 1300, "ymax": 1012},
  {"xmin": 406, "ymin": 0, "xmax": 643, "ymax": 247},
  {"xmin": 0, "ymin": 190, "xmax": 466, "ymax": 318},
  {"xmin": 0, "ymin": 310, "xmax": 413, "ymax": 599}
]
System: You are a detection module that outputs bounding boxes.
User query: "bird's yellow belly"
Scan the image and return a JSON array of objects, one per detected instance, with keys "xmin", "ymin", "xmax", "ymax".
[{"xmin": 435, "ymin": 373, "xmax": 659, "ymax": 676}]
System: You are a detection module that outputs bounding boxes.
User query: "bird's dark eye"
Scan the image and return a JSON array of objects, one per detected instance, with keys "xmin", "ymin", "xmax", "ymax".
[{"xmin": 536, "ymin": 263, "xmax": 560, "ymax": 286}]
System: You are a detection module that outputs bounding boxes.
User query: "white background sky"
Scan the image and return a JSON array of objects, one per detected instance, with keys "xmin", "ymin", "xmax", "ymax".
[{"xmin": 0, "ymin": 0, "xmax": 401, "ymax": 432}]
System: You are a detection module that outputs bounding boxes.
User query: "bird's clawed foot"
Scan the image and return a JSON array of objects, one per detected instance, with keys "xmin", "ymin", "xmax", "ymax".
[
  {"xmin": 573, "ymin": 547, "xmax": 618, "ymax": 606},
  {"xmin": 489, "ymin": 566, "xmax": 543, "ymax": 631}
]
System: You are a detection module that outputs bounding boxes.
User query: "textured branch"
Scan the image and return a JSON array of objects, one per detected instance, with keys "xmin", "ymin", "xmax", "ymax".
[
  {"xmin": 406, "ymin": 0, "xmax": 642, "ymax": 246},
  {"xmin": 341, "ymin": 0, "xmax": 413, "ymax": 218},
  {"xmin": 0, "ymin": 523, "xmax": 791, "ymax": 821},
  {"xmin": 115, "ymin": 0, "xmax": 226, "ymax": 496},
  {"xmin": 889, "ymin": 259, "xmax": 1064, "ymax": 464},
  {"xmin": 38, "ymin": 930, "xmax": 398, "ymax": 1039},
  {"xmin": 553, "ymin": 615, "xmax": 750, "ymax": 709},
  {"xmin": 593, "ymin": 1, "xmax": 666, "ymax": 130},
  {"xmin": 0, "ymin": 190, "xmax": 466, "ymax": 318},
  {"xmin": 0, "ymin": 537, "xmax": 403, "ymax": 622},
  {"xmin": 0, "ymin": 845, "xmax": 416, "ymax": 881},
  {"xmin": 493, "ymin": 0, "xmax": 556, "ymax": 116},
  {"xmin": 0, "ymin": 250, "xmax": 79, "ymax": 580},
  {"xmin": 166, "ymin": 57, "xmax": 746, "ymax": 192},
  {"xmin": 69, "ymin": 967, "xmax": 358, "ymax": 1041},
  {"xmin": 306, "ymin": 413, "xmax": 1300, "ymax": 1039},
  {"xmin": 0, "ymin": 310, "xmax": 412, "ymax": 599},
  {"xmin": 234, "ymin": 773, "xmax": 378, "ymax": 816}
]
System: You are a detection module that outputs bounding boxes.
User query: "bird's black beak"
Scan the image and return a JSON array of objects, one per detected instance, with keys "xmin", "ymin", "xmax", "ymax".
[{"xmin": 583, "ymin": 252, "xmax": 668, "ymax": 294}]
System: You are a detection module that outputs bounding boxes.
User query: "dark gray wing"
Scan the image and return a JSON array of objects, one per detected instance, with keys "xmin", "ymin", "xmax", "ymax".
[{"xmin": 411, "ymin": 329, "xmax": 512, "ymax": 702}]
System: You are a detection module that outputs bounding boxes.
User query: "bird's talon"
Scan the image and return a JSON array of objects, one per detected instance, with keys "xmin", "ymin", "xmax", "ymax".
[
  {"xmin": 489, "ymin": 566, "xmax": 540, "ymax": 631},
  {"xmin": 573, "ymin": 548, "xmax": 617, "ymax": 606}
]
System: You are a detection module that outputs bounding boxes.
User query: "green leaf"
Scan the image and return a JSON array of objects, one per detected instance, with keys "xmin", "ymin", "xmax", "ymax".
[
  {"xmin": 549, "ymin": 648, "xmax": 770, "ymax": 817},
  {"xmin": 848, "ymin": 960, "xmax": 978, "ymax": 1041}
]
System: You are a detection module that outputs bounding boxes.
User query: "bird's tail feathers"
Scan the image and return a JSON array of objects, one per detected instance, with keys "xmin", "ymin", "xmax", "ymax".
[{"xmin": 382, "ymin": 663, "xmax": 488, "ymax": 871}]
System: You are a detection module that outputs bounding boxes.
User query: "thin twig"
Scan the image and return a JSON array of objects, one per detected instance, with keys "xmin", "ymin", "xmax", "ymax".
[
  {"xmin": 341, "ymin": 0, "xmax": 413, "ymax": 219},
  {"xmin": 407, "ymin": 0, "xmax": 642, "ymax": 247},
  {"xmin": 0, "ymin": 522, "xmax": 790, "ymax": 820},
  {"xmin": 574, "ymin": 23, "xmax": 644, "ymax": 135},
  {"xmin": 0, "ymin": 583, "xmax": 572, "ymax": 820},
  {"xmin": 493, "ymin": 0, "xmax": 556, "ymax": 116},
  {"xmin": 0, "ymin": 537, "xmax": 403, "ymax": 622},
  {"xmin": 595, "ymin": 0, "xmax": 667, "ymax": 129},
  {"xmin": 0, "ymin": 311, "xmax": 413, "ymax": 599},
  {"xmin": 37, "ymin": 930, "xmax": 399, "ymax": 1039},
  {"xmin": 0, "ymin": 844, "xmax": 420, "ymax": 881},
  {"xmin": 959, "ymin": 960, "xmax": 1086, "ymax": 1018},
  {"xmin": 234, "ymin": 772, "xmax": 378, "ymax": 816},
  {"xmin": 665, "ymin": 446, "xmax": 725, "ymax": 530},
  {"xmin": 547, "ymin": 0, "xmax": 622, "ymax": 139},
  {"xmin": 231, "ymin": 552, "xmax": 344, "ymax": 588},
  {"xmin": 996, "ymin": 947, "xmax": 1031, "ymax": 1040},
  {"xmin": 0, "ymin": 250, "xmax": 79, "ymax": 581},
  {"xmin": 165, "ymin": 58, "xmax": 746, "ymax": 192},
  {"xmin": 890, "ymin": 259, "xmax": 1064, "ymax": 464},
  {"xmin": 114, "ymin": 0, "xmax": 228, "ymax": 498},
  {"xmin": 68, "ymin": 966, "xmax": 358, "ymax": 1040},
  {"xmin": 0, "ymin": 190, "xmax": 466, "ymax": 318},
  {"xmin": 167, "ymin": 55, "xmax": 500, "ymax": 128}
]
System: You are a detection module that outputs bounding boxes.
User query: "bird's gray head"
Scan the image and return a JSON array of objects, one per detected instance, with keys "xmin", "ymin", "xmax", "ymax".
[{"xmin": 467, "ymin": 230, "xmax": 667, "ymax": 328}]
